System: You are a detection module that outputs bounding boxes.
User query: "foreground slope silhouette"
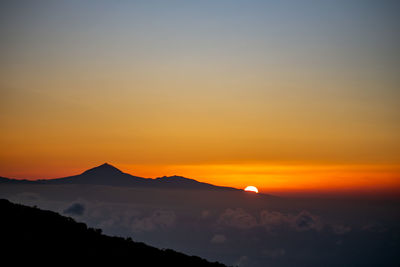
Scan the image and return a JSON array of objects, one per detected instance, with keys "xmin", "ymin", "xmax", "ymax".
[{"xmin": 0, "ymin": 199, "xmax": 227, "ymax": 266}]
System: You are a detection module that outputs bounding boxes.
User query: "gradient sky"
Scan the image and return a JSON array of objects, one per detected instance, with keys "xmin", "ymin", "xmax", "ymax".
[{"xmin": 1, "ymin": 0, "xmax": 399, "ymax": 196}]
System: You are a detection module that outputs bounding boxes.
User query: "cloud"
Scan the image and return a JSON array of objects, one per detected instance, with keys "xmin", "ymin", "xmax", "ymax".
[
  {"xmin": 131, "ymin": 210, "xmax": 176, "ymax": 233},
  {"xmin": 332, "ymin": 224, "xmax": 352, "ymax": 235},
  {"xmin": 291, "ymin": 210, "xmax": 322, "ymax": 232},
  {"xmin": 131, "ymin": 217, "xmax": 156, "ymax": 232},
  {"xmin": 235, "ymin": 256, "xmax": 248, "ymax": 267},
  {"xmin": 260, "ymin": 210, "xmax": 322, "ymax": 232},
  {"xmin": 218, "ymin": 208, "xmax": 323, "ymax": 232},
  {"xmin": 9, "ymin": 192, "xmax": 42, "ymax": 204},
  {"xmin": 260, "ymin": 210, "xmax": 288, "ymax": 231},
  {"xmin": 218, "ymin": 208, "xmax": 258, "ymax": 229},
  {"xmin": 262, "ymin": 248, "xmax": 286, "ymax": 258},
  {"xmin": 63, "ymin": 203, "xmax": 85, "ymax": 216},
  {"xmin": 210, "ymin": 234, "xmax": 226, "ymax": 244},
  {"xmin": 201, "ymin": 210, "xmax": 211, "ymax": 219},
  {"xmin": 362, "ymin": 223, "xmax": 387, "ymax": 233},
  {"xmin": 152, "ymin": 210, "xmax": 176, "ymax": 227}
]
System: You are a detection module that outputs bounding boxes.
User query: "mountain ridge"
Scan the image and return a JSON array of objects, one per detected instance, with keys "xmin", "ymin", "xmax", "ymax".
[{"xmin": 0, "ymin": 163, "xmax": 239, "ymax": 191}]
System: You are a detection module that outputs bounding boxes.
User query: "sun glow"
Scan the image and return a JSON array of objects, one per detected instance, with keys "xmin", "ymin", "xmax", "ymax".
[{"xmin": 244, "ymin": 186, "xmax": 259, "ymax": 193}]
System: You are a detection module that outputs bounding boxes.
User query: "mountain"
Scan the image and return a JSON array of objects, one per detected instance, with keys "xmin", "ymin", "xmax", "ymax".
[
  {"xmin": 41, "ymin": 163, "xmax": 151, "ymax": 187},
  {"xmin": 0, "ymin": 176, "xmax": 38, "ymax": 184},
  {"xmin": 0, "ymin": 199, "xmax": 227, "ymax": 266},
  {"xmin": 0, "ymin": 163, "xmax": 238, "ymax": 191}
]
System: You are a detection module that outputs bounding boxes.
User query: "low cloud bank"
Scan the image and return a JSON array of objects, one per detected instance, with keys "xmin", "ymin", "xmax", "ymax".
[
  {"xmin": 219, "ymin": 208, "xmax": 322, "ymax": 232},
  {"xmin": 131, "ymin": 210, "xmax": 176, "ymax": 233}
]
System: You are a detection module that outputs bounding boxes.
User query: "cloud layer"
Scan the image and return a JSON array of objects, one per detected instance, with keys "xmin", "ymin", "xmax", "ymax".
[
  {"xmin": 131, "ymin": 210, "xmax": 176, "ymax": 233},
  {"xmin": 218, "ymin": 208, "xmax": 322, "ymax": 232}
]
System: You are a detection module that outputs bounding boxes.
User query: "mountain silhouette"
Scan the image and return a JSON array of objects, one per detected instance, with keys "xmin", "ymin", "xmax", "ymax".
[
  {"xmin": 0, "ymin": 163, "xmax": 238, "ymax": 191},
  {"xmin": 0, "ymin": 199, "xmax": 227, "ymax": 266},
  {"xmin": 83, "ymin": 162, "xmax": 124, "ymax": 175},
  {"xmin": 42, "ymin": 163, "xmax": 151, "ymax": 187}
]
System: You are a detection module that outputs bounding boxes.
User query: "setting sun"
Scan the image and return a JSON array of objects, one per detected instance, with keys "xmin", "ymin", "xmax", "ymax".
[{"xmin": 244, "ymin": 186, "xmax": 259, "ymax": 193}]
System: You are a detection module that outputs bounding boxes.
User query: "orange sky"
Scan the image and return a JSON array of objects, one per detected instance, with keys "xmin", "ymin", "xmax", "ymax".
[
  {"xmin": 1, "ymin": 1, "xmax": 399, "ymax": 197},
  {"xmin": 122, "ymin": 162, "xmax": 400, "ymax": 197},
  {"xmin": 1, "ymin": 161, "xmax": 399, "ymax": 197}
]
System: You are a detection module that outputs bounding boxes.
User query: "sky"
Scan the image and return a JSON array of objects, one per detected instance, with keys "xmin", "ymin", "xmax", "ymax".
[{"xmin": 1, "ymin": 0, "xmax": 399, "ymax": 196}]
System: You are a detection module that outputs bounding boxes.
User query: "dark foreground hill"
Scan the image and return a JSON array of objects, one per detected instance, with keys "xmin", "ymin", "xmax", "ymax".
[{"xmin": 0, "ymin": 199, "xmax": 227, "ymax": 266}]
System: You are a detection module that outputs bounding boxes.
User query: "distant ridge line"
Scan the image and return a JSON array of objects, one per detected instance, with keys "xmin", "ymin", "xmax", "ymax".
[{"xmin": 0, "ymin": 163, "xmax": 239, "ymax": 191}]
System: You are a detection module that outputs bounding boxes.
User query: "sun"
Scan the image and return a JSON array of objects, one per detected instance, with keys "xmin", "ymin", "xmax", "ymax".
[{"xmin": 244, "ymin": 186, "xmax": 259, "ymax": 193}]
